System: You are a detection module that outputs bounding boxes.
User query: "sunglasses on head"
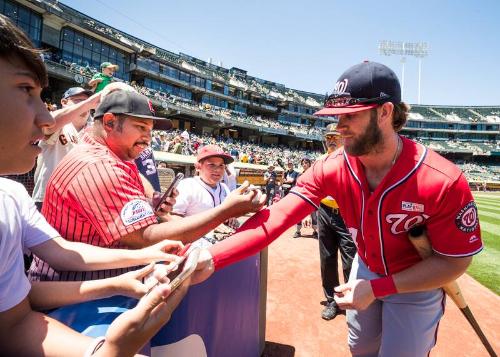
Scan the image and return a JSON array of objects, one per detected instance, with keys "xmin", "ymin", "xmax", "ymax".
[{"xmin": 324, "ymin": 92, "xmax": 391, "ymax": 108}]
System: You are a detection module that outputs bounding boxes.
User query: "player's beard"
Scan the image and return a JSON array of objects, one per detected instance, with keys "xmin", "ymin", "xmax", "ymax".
[{"xmin": 344, "ymin": 110, "xmax": 383, "ymax": 156}]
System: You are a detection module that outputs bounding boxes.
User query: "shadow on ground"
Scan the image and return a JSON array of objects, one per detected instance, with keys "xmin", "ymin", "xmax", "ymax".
[{"xmin": 261, "ymin": 341, "xmax": 296, "ymax": 357}]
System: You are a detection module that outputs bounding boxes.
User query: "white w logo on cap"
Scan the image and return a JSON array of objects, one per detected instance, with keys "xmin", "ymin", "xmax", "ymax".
[{"xmin": 333, "ymin": 79, "xmax": 348, "ymax": 95}]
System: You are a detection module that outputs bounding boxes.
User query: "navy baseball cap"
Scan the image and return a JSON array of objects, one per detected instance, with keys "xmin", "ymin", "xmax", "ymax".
[
  {"xmin": 62, "ymin": 87, "xmax": 93, "ymax": 100},
  {"xmin": 315, "ymin": 61, "xmax": 401, "ymax": 116},
  {"xmin": 94, "ymin": 90, "xmax": 172, "ymax": 130}
]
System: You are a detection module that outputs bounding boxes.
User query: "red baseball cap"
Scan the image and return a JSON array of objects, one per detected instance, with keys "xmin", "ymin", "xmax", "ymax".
[{"xmin": 196, "ymin": 145, "xmax": 234, "ymax": 164}]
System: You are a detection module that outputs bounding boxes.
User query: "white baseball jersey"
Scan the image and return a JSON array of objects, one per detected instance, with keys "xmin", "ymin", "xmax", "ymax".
[
  {"xmin": 173, "ymin": 176, "xmax": 230, "ymax": 217},
  {"xmin": 32, "ymin": 123, "xmax": 79, "ymax": 203},
  {"xmin": 222, "ymin": 163, "xmax": 238, "ymax": 191}
]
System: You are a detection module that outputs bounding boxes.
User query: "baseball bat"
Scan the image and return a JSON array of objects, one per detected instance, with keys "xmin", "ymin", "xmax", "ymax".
[{"xmin": 408, "ymin": 226, "xmax": 497, "ymax": 357}]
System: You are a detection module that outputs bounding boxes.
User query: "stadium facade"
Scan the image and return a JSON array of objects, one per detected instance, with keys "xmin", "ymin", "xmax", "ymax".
[{"xmin": 2, "ymin": 0, "xmax": 499, "ymax": 185}]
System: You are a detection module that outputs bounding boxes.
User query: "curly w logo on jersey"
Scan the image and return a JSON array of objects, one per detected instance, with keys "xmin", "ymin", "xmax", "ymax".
[{"xmin": 455, "ymin": 201, "xmax": 479, "ymax": 233}]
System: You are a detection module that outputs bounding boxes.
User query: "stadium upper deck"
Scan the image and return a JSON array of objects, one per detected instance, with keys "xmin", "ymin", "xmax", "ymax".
[{"xmin": 2, "ymin": 0, "xmax": 499, "ymax": 157}]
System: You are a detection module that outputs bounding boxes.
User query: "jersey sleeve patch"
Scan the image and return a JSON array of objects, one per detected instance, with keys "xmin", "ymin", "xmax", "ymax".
[
  {"xmin": 120, "ymin": 199, "xmax": 154, "ymax": 226},
  {"xmin": 455, "ymin": 201, "xmax": 479, "ymax": 233}
]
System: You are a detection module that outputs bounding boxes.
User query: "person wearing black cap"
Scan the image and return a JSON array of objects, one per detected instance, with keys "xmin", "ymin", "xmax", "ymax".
[
  {"xmin": 264, "ymin": 163, "xmax": 278, "ymax": 206},
  {"xmin": 315, "ymin": 123, "xmax": 357, "ymax": 320},
  {"xmin": 194, "ymin": 61, "xmax": 481, "ymax": 357},
  {"xmin": 282, "ymin": 160, "xmax": 299, "ymax": 197},
  {"xmin": 28, "ymin": 89, "xmax": 265, "ymax": 282}
]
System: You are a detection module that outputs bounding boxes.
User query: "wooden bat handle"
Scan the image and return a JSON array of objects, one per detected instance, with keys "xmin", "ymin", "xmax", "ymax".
[
  {"xmin": 407, "ymin": 226, "xmax": 467, "ymax": 308},
  {"xmin": 408, "ymin": 227, "xmax": 497, "ymax": 357}
]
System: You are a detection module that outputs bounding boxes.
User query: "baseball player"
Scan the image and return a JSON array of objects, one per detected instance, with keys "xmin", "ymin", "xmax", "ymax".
[{"xmin": 194, "ymin": 61, "xmax": 483, "ymax": 356}]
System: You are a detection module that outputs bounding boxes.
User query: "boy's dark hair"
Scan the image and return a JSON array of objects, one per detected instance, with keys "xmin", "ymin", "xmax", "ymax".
[{"xmin": 0, "ymin": 14, "xmax": 48, "ymax": 87}]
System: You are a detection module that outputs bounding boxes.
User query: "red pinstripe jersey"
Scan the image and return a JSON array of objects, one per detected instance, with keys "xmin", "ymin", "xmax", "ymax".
[
  {"xmin": 210, "ymin": 136, "xmax": 483, "ymax": 274},
  {"xmin": 27, "ymin": 132, "xmax": 157, "ymax": 281}
]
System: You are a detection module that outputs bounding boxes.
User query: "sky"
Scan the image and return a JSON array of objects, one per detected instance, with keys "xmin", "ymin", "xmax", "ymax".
[{"xmin": 60, "ymin": 0, "xmax": 500, "ymax": 106}]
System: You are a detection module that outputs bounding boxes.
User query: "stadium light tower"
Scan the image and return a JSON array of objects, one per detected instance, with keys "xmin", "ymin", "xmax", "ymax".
[{"xmin": 379, "ymin": 41, "xmax": 429, "ymax": 104}]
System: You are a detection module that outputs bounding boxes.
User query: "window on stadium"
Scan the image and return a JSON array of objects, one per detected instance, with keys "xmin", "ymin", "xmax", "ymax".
[
  {"xmin": 233, "ymin": 104, "xmax": 247, "ymax": 114},
  {"xmin": 137, "ymin": 56, "xmax": 160, "ymax": 73},
  {"xmin": 60, "ymin": 27, "xmax": 130, "ymax": 81},
  {"xmin": 144, "ymin": 78, "xmax": 193, "ymax": 100},
  {"xmin": 278, "ymin": 114, "xmax": 301, "ymax": 125},
  {"xmin": 287, "ymin": 103, "xmax": 315, "ymax": 115},
  {"xmin": 0, "ymin": 0, "xmax": 42, "ymax": 46},
  {"xmin": 202, "ymin": 94, "xmax": 228, "ymax": 109},
  {"xmin": 210, "ymin": 81, "xmax": 225, "ymax": 95},
  {"xmin": 150, "ymin": 62, "xmax": 206, "ymax": 89}
]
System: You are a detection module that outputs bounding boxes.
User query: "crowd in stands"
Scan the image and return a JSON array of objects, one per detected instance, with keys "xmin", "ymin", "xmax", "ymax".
[
  {"xmin": 412, "ymin": 137, "xmax": 499, "ymax": 154},
  {"xmin": 458, "ymin": 162, "xmax": 500, "ymax": 182},
  {"xmin": 409, "ymin": 105, "xmax": 500, "ymax": 123},
  {"xmin": 152, "ymin": 129, "xmax": 322, "ymax": 166}
]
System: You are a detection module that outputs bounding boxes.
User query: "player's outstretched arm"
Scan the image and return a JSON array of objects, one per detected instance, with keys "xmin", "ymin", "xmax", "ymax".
[{"xmin": 190, "ymin": 192, "xmax": 316, "ymax": 282}]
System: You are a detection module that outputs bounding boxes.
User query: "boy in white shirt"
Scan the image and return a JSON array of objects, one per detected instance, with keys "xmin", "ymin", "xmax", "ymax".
[{"xmin": 172, "ymin": 145, "xmax": 238, "ymax": 243}]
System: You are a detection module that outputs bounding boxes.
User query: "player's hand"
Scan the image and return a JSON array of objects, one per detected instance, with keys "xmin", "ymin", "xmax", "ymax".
[
  {"xmin": 138, "ymin": 239, "xmax": 184, "ymax": 264},
  {"xmin": 333, "ymin": 279, "xmax": 375, "ymax": 311},
  {"xmin": 98, "ymin": 275, "xmax": 190, "ymax": 356},
  {"xmin": 221, "ymin": 181, "xmax": 267, "ymax": 218},
  {"xmin": 190, "ymin": 249, "xmax": 215, "ymax": 285}
]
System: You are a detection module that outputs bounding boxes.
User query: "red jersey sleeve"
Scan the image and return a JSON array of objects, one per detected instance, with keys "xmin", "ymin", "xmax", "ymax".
[
  {"xmin": 69, "ymin": 160, "xmax": 157, "ymax": 245},
  {"xmin": 210, "ymin": 159, "xmax": 336, "ymax": 270},
  {"xmin": 426, "ymin": 173, "xmax": 483, "ymax": 257},
  {"xmin": 292, "ymin": 157, "xmax": 331, "ymax": 207},
  {"xmin": 210, "ymin": 190, "xmax": 316, "ymax": 270}
]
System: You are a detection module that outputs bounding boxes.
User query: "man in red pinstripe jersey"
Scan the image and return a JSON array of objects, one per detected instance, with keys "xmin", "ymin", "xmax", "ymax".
[{"xmin": 28, "ymin": 90, "xmax": 265, "ymax": 281}]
